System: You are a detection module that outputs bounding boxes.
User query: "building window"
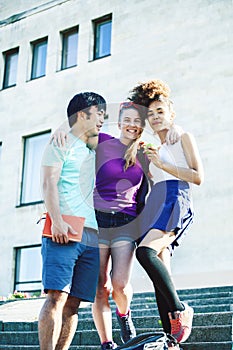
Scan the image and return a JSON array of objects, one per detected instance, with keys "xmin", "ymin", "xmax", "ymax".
[
  {"xmin": 20, "ymin": 131, "xmax": 51, "ymax": 205},
  {"xmin": 0, "ymin": 141, "xmax": 2, "ymax": 160},
  {"xmin": 61, "ymin": 27, "xmax": 79, "ymax": 70},
  {"xmin": 2, "ymin": 48, "xmax": 19, "ymax": 89},
  {"xmin": 93, "ymin": 14, "xmax": 112, "ymax": 60},
  {"xmin": 31, "ymin": 38, "xmax": 48, "ymax": 79},
  {"xmin": 14, "ymin": 245, "xmax": 42, "ymax": 294}
]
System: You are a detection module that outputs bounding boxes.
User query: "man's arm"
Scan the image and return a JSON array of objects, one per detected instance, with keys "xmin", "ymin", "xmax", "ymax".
[
  {"xmin": 42, "ymin": 165, "xmax": 76, "ymax": 244},
  {"xmin": 166, "ymin": 124, "xmax": 184, "ymax": 144},
  {"xmin": 51, "ymin": 126, "xmax": 100, "ymax": 150},
  {"xmin": 50, "ymin": 120, "xmax": 70, "ymax": 147}
]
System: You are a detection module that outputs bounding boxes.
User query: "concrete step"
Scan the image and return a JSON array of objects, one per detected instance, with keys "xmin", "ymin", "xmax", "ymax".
[
  {"xmin": 131, "ymin": 286, "xmax": 233, "ymax": 299},
  {"xmin": 77, "ymin": 303, "xmax": 233, "ymax": 320},
  {"xmin": 83, "ymin": 292, "xmax": 233, "ymax": 309},
  {"xmin": 119, "ymin": 290, "xmax": 233, "ymax": 302},
  {"xmin": 174, "ymin": 285, "xmax": 233, "ymax": 296},
  {"xmin": 0, "ymin": 323, "xmax": 232, "ymax": 346},
  {"xmin": 127, "ymin": 297, "xmax": 233, "ymax": 310},
  {"xmin": 2, "ymin": 311, "xmax": 231, "ymax": 333},
  {"xmin": 127, "ymin": 295, "xmax": 233, "ymax": 307}
]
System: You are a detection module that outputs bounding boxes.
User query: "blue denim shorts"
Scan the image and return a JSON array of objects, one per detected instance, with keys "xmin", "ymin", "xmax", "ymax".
[
  {"xmin": 95, "ymin": 210, "xmax": 139, "ymax": 246},
  {"xmin": 41, "ymin": 228, "xmax": 99, "ymax": 302}
]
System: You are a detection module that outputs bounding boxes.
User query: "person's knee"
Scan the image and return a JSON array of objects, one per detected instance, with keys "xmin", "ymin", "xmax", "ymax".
[
  {"xmin": 135, "ymin": 246, "xmax": 145, "ymax": 263},
  {"xmin": 63, "ymin": 296, "xmax": 81, "ymax": 315},
  {"xmin": 111, "ymin": 277, "xmax": 130, "ymax": 295},
  {"xmin": 39, "ymin": 290, "xmax": 68, "ymax": 319},
  {"xmin": 47, "ymin": 290, "xmax": 68, "ymax": 304},
  {"xmin": 95, "ymin": 284, "xmax": 111, "ymax": 300},
  {"xmin": 136, "ymin": 246, "xmax": 158, "ymax": 265}
]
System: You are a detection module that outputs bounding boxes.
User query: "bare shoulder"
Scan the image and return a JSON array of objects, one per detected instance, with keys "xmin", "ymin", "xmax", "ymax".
[
  {"xmin": 181, "ymin": 132, "xmax": 200, "ymax": 155},
  {"xmin": 181, "ymin": 132, "xmax": 196, "ymax": 145}
]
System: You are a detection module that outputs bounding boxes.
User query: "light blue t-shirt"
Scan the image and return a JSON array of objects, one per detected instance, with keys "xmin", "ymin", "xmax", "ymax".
[{"xmin": 42, "ymin": 132, "xmax": 98, "ymax": 231}]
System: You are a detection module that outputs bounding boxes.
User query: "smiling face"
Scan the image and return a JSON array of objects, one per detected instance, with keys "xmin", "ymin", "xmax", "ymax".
[
  {"xmin": 83, "ymin": 105, "xmax": 105, "ymax": 137},
  {"xmin": 118, "ymin": 107, "xmax": 143, "ymax": 144},
  {"xmin": 147, "ymin": 100, "xmax": 174, "ymax": 133}
]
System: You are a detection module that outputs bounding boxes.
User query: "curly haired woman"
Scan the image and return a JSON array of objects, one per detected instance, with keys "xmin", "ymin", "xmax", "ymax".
[{"xmin": 129, "ymin": 79, "xmax": 204, "ymax": 348}]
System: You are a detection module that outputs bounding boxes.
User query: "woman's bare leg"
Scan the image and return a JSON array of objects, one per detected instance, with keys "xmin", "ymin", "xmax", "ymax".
[{"xmin": 92, "ymin": 244, "xmax": 113, "ymax": 343}]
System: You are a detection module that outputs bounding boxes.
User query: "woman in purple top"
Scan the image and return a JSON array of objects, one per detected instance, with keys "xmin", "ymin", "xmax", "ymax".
[{"xmin": 93, "ymin": 102, "xmax": 148, "ymax": 349}]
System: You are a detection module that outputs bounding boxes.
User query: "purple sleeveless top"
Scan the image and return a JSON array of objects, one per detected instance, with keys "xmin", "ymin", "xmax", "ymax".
[{"xmin": 94, "ymin": 133, "xmax": 144, "ymax": 216}]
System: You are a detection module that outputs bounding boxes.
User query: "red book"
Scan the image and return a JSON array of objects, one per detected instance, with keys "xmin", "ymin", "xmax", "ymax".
[{"xmin": 42, "ymin": 212, "xmax": 85, "ymax": 242}]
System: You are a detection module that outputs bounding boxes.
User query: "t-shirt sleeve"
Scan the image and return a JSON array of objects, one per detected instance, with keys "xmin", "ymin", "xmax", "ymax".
[
  {"xmin": 98, "ymin": 132, "xmax": 114, "ymax": 144},
  {"xmin": 41, "ymin": 142, "xmax": 67, "ymax": 168}
]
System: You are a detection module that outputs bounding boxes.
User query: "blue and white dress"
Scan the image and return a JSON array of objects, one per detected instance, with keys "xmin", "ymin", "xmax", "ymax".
[{"xmin": 139, "ymin": 139, "xmax": 194, "ymax": 253}]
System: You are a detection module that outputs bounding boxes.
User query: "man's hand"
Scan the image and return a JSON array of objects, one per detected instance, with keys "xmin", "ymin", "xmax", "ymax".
[
  {"xmin": 50, "ymin": 129, "xmax": 68, "ymax": 147},
  {"xmin": 51, "ymin": 220, "xmax": 77, "ymax": 244},
  {"xmin": 166, "ymin": 124, "xmax": 184, "ymax": 144}
]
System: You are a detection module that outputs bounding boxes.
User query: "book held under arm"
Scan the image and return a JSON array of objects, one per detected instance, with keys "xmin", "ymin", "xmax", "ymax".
[{"xmin": 42, "ymin": 212, "xmax": 85, "ymax": 242}]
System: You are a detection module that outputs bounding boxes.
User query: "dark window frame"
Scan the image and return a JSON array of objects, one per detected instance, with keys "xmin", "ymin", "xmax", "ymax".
[
  {"xmin": 61, "ymin": 26, "xmax": 79, "ymax": 70},
  {"xmin": 2, "ymin": 47, "xmax": 19, "ymax": 89},
  {"xmin": 31, "ymin": 37, "xmax": 48, "ymax": 80},
  {"xmin": 19, "ymin": 130, "xmax": 51, "ymax": 207},
  {"xmin": 93, "ymin": 14, "xmax": 112, "ymax": 60},
  {"xmin": 14, "ymin": 244, "xmax": 42, "ymax": 294}
]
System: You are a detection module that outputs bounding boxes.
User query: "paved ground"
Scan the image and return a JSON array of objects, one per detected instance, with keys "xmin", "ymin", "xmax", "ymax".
[
  {"xmin": 0, "ymin": 298, "xmax": 90, "ymax": 322},
  {"xmin": 0, "ymin": 298, "xmax": 45, "ymax": 322}
]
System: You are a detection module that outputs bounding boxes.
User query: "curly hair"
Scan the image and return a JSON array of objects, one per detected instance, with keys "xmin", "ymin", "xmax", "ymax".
[{"xmin": 128, "ymin": 79, "xmax": 171, "ymax": 107}]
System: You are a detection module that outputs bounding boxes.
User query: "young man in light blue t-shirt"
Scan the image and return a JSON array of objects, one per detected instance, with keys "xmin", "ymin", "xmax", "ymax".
[{"xmin": 38, "ymin": 92, "xmax": 106, "ymax": 350}]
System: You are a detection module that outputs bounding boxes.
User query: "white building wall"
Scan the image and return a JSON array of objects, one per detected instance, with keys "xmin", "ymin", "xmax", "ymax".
[{"xmin": 0, "ymin": 0, "xmax": 232, "ymax": 296}]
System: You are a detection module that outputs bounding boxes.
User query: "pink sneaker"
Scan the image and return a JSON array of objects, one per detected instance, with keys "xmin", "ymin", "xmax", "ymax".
[{"xmin": 168, "ymin": 302, "xmax": 194, "ymax": 343}]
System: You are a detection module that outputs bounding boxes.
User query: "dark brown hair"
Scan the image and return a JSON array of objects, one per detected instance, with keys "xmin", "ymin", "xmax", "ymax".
[{"xmin": 128, "ymin": 79, "xmax": 171, "ymax": 107}]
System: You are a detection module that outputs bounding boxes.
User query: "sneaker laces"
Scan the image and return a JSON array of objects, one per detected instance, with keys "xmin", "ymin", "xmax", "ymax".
[
  {"xmin": 170, "ymin": 314, "xmax": 182, "ymax": 334},
  {"xmin": 121, "ymin": 314, "xmax": 131, "ymax": 331}
]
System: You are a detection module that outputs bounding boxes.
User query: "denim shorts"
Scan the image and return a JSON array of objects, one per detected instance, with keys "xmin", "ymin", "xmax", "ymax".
[
  {"xmin": 95, "ymin": 210, "xmax": 139, "ymax": 246},
  {"xmin": 41, "ymin": 228, "xmax": 99, "ymax": 302}
]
